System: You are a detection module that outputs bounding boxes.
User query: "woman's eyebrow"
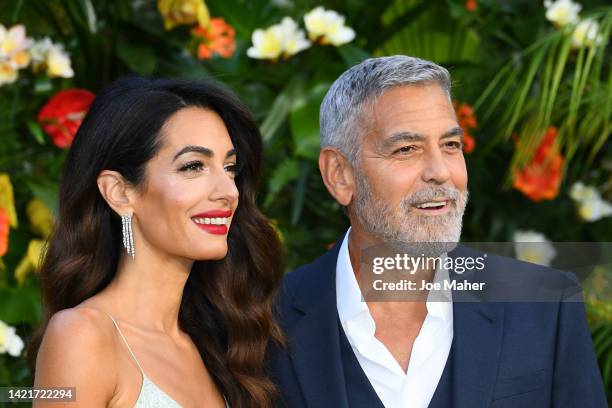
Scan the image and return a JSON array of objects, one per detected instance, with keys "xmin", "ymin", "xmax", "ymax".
[{"xmin": 172, "ymin": 145, "xmax": 213, "ymax": 162}]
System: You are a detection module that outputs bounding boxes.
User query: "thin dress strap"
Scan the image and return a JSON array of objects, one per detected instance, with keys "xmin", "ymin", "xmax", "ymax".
[{"xmin": 104, "ymin": 312, "xmax": 145, "ymax": 375}]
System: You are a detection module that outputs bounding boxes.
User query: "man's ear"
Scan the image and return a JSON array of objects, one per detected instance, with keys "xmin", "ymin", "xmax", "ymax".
[
  {"xmin": 319, "ymin": 147, "xmax": 355, "ymax": 206},
  {"xmin": 97, "ymin": 170, "xmax": 135, "ymax": 215}
]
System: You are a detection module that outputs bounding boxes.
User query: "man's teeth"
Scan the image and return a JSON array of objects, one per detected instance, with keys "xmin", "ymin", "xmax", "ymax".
[
  {"xmin": 416, "ymin": 201, "xmax": 447, "ymax": 209},
  {"xmin": 193, "ymin": 217, "xmax": 228, "ymax": 225}
]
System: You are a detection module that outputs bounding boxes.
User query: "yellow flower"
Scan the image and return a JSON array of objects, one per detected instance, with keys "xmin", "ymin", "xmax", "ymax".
[
  {"xmin": 15, "ymin": 239, "xmax": 44, "ymax": 286},
  {"xmin": 157, "ymin": 0, "xmax": 210, "ymax": 30},
  {"xmin": 0, "ymin": 174, "xmax": 17, "ymax": 228},
  {"xmin": 27, "ymin": 198, "xmax": 54, "ymax": 238}
]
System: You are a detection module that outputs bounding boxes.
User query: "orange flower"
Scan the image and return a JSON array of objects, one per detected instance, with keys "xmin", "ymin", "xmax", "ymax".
[
  {"xmin": 192, "ymin": 18, "xmax": 235, "ymax": 59},
  {"xmin": 513, "ymin": 126, "xmax": 564, "ymax": 202},
  {"xmin": 0, "ymin": 208, "xmax": 9, "ymax": 257},
  {"xmin": 454, "ymin": 101, "xmax": 477, "ymax": 153},
  {"xmin": 465, "ymin": 0, "xmax": 478, "ymax": 12}
]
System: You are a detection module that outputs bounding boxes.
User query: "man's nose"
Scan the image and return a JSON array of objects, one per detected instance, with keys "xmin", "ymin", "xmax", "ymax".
[{"xmin": 421, "ymin": 148, "xmax": 451, "ymax": 185}]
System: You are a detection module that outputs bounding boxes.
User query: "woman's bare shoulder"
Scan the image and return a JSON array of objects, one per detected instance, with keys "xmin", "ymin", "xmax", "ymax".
[{"xmin": 34, "ymin": 307, "xmax": 119, "ymax": 406}]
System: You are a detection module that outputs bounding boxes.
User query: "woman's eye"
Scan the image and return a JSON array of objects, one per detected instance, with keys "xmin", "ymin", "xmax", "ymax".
[
  {"xmin": 225, "ymin": 163, "xmax": 241, "ymax": 176},
  {"xmin": 179, "ymin": 161, "xmax": 205, "ymax": 172}
]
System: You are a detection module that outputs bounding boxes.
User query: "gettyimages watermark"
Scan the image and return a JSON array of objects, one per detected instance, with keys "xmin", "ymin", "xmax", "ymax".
[{"xmin": 355, "ymin": 241, "xmax": 612, "ymax": 303}]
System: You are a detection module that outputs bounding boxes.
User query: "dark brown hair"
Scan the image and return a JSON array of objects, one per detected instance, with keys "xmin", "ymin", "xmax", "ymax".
[{"xmin": 27, "ymin": 76, "xmax": 284, "ymax": 407}]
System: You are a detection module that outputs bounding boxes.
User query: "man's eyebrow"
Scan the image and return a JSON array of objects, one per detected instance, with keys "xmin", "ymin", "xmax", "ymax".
[
  {"xmin": 441, "ymin": 127, "xmax": 463, "ymax": 139},
  {"xmin": 379, "ymin": 132, "xmax": 426, "ymax": 149},
  {"xmin": 378, "ymin": 127, "xmax": 464, "ymax": 150}
]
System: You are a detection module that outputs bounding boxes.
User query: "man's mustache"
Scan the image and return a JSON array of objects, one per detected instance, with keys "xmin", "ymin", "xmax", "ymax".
[{"xmin": 405, "ymin": 186, "xmax": 461, "ymax": 207}]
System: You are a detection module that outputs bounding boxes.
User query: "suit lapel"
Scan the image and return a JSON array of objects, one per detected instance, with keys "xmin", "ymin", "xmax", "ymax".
[
  {"xmin": 286, "ymin": 241, "xmax": 350, "ymax": 408},
  {"xmin": 449, "ymin": 246, "xmax": 505, "ymax": 408}
]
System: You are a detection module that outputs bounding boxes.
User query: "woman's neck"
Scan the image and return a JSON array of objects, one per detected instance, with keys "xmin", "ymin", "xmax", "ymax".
[{"xmin": 97, "ymin": 246, "xmax": 193, "ymax": 339}]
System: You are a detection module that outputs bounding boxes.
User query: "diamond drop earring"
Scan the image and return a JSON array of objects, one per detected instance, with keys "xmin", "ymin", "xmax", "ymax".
[{"xmin": 121, "ymin": 213, "xmax": 135, "ymax": 259}]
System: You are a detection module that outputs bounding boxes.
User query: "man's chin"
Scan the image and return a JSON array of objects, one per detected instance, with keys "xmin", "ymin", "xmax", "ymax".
[{"xmin": 382, "ymin": 240, "xmax": 459, "ymax": 257}]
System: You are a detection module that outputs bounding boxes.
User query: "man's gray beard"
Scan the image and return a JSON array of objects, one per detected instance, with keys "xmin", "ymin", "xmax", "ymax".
[{"xmin": 352, "ymin": 168, "xmax": 469, "ymax": 256}]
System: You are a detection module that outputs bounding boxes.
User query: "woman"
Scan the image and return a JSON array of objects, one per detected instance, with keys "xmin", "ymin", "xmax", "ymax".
[{"xmin": 29, "ymin": 76, "xmax": 284, "ymax": 407}]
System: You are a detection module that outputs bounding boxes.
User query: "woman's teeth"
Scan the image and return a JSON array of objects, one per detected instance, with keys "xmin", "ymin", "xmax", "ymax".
[{"xmin": 192, "ymin": 217, "xmax": 228, "ymax": 225}]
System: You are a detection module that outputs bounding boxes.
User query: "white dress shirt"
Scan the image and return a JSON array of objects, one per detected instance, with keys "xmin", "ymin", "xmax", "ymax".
[{"xmin": 336, "ymin": 229, "xmax": 454, "ymax": 408}]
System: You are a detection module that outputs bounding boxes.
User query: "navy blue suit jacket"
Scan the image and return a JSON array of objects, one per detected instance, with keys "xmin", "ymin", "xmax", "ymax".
[{"xmin": 266, "ymin": 240, "xmax": 607, "ymax": 407}]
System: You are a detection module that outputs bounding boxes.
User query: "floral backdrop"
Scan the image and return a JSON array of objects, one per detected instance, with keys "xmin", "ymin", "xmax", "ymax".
[{"xmin": 0, "ymin": 0, "xmax": 610, "ymax": 399}]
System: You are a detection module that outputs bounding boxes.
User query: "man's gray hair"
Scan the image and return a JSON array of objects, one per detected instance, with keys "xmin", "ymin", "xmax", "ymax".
[{"xmin": 320, "ymin": 55, "xmax": 451, "ymax": 163}]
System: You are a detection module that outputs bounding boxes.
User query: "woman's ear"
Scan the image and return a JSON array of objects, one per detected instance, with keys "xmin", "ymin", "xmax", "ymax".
[
  {"xmin": 318, "ymin": 147, "xmax": 356, "ymax": 207},
  {"xmin": 97, "ymin": 170, "xmax": 135, "ymax": 215}
]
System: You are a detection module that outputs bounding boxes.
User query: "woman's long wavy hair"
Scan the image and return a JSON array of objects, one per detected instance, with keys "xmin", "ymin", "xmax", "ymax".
[{"xmin": 27, "ymin": 76, "xmax": 284, "ymax": 407}]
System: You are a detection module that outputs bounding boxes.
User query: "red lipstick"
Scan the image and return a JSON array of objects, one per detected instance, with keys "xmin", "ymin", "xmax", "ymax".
[{"xmin": 191, "ymin": 209, "xmax": 232, "ymax": 235}]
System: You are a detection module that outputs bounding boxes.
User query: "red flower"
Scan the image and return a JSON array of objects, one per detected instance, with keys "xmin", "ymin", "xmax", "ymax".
[
  {"xmin": 465, "ymin": 0, "xmax": 478, "ymax": 12},
  {"xmin": 454, "ymin": 101, "xmax": 478, "ymax": 153},
  {"xmin": 513, "ymin": 126, "xmax": 564, "ymax": 202},
  {"xmin": 38, "ymin": 89, "xmax": 95, "ymax": 148},
  {"xmin": 192, "ymin": 18, "xmax": 236, "ymax": 59},
  {"xmin": 0, "ymin": 208, "xmax": 9, "ymax": 257}
]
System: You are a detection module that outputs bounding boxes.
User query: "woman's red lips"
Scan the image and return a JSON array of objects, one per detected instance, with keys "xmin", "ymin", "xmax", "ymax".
[{"xmin": 191, "ymin": 209, "xmax": 232, "ymax": 235}]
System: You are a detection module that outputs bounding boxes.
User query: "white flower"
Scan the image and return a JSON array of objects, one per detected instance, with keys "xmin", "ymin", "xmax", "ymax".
[
  {"xmin": 0, "ymin": 24, "xmax": 33, "ymax": 67},
  {"xmin": 513, "ymin": 230, "xmax": 556, "ymax": 266},
  {"xmin": 247, "ymin": 17, "xmax": 310, "ymax": 60},
  {"xmin": 304, "ymin": 6, "xmax": 355, "ymax": 46},
  {"xmin": 46, "ymin": 45, "xmax": 74, "ymax": 78},
  {"xmin": 571, "ymin": 18, "xmax": 604, "ymax": 48},
  {"xmin": 544, "ymin": 0, "xmax": 582, "ymax": 27},
  {"xmin": 28, "ymin": 37, "xmax": 73, "ymax": 78},
  {"xmin": 0, "ymin": 60, "xmax": 18, "ymax": 85},
  {"xmin": 0, "ymin": 24, "xmax": 33, "ymax": 86},
  {"xmin": 569, "ymin": 182, "xmax": 612, "ymax": 221},
  {"xmin": 278, "ymin": 17, "xmax": 310, "ymax": 57},
  {"xmin": 29, "ymin": 37, "xmax": 54, "ymax": 65},
  {"xmin": 0, "ymin": 320, "xmax": 24, "ymax": 357}
]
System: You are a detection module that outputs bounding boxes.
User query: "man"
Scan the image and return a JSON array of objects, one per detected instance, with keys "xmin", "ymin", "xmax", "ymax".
[{"xmin": 267, "ymin": 56, "xmax": 607, "ymax": 407}]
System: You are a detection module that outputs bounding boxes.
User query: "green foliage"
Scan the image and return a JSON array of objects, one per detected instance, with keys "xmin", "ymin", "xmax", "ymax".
[{"xmin": 0, "ymin": 0, "xmax": 610, "ymax": 397}]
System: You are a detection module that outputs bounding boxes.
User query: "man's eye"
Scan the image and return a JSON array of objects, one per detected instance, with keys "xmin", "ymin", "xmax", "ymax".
[
  {"xmin": 445, "ymin": 141, "xmax": 463, "ymax": 150},
  {"xmin": 179, "ymin": 161, "xmax": 204, "ymax": 172},
  {"xmin": 394, "ymin": 146, "xmax": 416, "ymax": 154}
]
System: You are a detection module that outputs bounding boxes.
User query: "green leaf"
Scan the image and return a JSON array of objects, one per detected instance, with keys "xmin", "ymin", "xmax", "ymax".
[
  {"xmin": 117, "ymin": 40, "xmax": 158, "ymax": 76},
  {"xmin": 263, "ymin": 158, "xmax": 299, "ymax": 209},
  {"xmin": 337, "ymin": 44, "xmax": 371, "ymax": 67},
  {"xmin": 27, "ymin": 121, "xmax": 46, "ymax": 145},
  {"xmin": 0, "ymin": 287, "xmax": 43, "ymax": 325},
  {"xmin": 260, "ymin": 77, "xmax": 304, "ymax": 143},
  {"xmin": 290, "ymin": 160, "xmax": 309, "ymax": 226},
  {"xmin": 79, "ymin": 0, "xmax": 97, "ymax": 33},
  {"xmin": 289, "ymin": 83, "xmax": 330, "ymax": 160},
  {"xmin": 26, "ymin": 180, "xmax": 59, "ymax": 216}
]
